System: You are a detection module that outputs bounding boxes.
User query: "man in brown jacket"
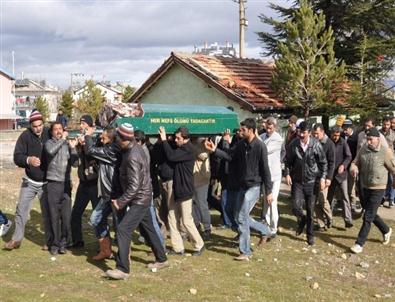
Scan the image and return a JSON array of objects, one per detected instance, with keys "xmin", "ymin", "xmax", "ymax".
[{"xmin": 350, "ymin": 128, "xmax": 394, "ymax": 254}]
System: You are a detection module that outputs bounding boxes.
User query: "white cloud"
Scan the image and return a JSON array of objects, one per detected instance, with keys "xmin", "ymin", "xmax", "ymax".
[{"xmin": 1, "ymin": 0, "xmax": 289, "ymax": 88}]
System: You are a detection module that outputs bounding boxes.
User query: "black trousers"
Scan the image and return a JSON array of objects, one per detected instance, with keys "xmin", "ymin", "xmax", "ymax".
[
  {"xmin": 291, "ymin": 182, "xmax": 316, "ymax": 239},
  {"xmin": 116, "ymin": 203, "xmax": 167, "ymax": 274},
  {"xmin": 71, "ymin": 181, "xmax": 99, "ymax": 244},
  {"xmin": 356, "ymin": 189, "xmax": 389, "ymax": 246},
  {"xmin": 47, "ymin": 181, "xmax": 72, "ymax": 251}
]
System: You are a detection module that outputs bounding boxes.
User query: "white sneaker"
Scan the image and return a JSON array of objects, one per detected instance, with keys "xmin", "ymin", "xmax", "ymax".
[
  {"xmin": 383, "ymin": 227, "xmax": 392, "ymax": 245},
  {"xmin": 350, "ymin": 244, "xmax": 363, "ymax": 254},
  {"xmin": 0, "ymin": 220, "xmax": 12, "ymax": 237}
]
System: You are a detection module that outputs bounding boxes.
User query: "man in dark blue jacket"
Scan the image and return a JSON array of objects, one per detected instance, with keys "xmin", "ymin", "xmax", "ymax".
[
  {"xmin": 313, "ymin": 123, "xmax": 335, "ymax": 230},
  {"xmin": 328, "ymin": 126, "xmax": 353, "ymax": 228},
  {"xmin": 5, "ymin": 110, "xmax": 52, "ymax": 251}
]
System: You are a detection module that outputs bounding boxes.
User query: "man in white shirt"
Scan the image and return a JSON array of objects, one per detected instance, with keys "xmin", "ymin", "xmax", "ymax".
[{"xmin": 259, "ymin": 117, "xmax": 284, "ymax": 244}]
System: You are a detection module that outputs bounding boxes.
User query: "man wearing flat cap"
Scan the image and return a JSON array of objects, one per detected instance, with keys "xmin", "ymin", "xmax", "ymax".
[{"xmin": 350, "ymin": 128, "xmax": 395, "ymax": 254}]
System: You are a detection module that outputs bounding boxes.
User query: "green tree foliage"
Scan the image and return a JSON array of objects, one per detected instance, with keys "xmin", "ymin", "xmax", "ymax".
[
  {"xmin": 60, "ymin": 90, "xmax": 74, "ymax": 118},
  {"xmin": 122, "ymin": 85, "xmax": 136, "ymax": 103},
  {"xmin": 34, "ymin": 96, "xmax": 49, "ymax": 122},
  {"xmin": 74, "ymin": 80, "xmax": 104, "ymax": 120},
  {"xmin": 258, "ymin": 0, "xmax": 395, "ymax": 81},
  {"xmin": 270, "ymin": 0, "xmax": 345, "ymax": 118}
]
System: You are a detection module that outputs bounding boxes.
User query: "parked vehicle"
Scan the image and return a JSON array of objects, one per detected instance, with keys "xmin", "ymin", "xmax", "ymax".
[{"xmin": 13, "ymin": 117, "xmax": 30, "ymax": 129}]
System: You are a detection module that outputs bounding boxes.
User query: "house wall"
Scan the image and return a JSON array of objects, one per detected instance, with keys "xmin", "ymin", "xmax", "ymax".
[
  {"xmin": 139, "ymin": 64, "xmax": 256, "ymax": 121},
  {"xmin": 74, "ymin": 85, "xmax": 121, "ymax": 103},
  {"xmin": 0, "ymin": 119, "xmax": 14, "ymax": 130},
  {"xmin": 0, "ymin": 74, "xmax": 14, "ymax": 116}
]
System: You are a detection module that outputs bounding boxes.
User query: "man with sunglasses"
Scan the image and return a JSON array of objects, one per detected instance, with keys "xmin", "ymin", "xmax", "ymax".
[{"xmin": 5, "ymin": 110, "xmax": 52, "ymax": 251}]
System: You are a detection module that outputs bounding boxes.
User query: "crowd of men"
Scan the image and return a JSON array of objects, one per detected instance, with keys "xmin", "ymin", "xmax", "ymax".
[{"xmin": 1, "ymin": 109, "xmax": 394, "ymax": 280}]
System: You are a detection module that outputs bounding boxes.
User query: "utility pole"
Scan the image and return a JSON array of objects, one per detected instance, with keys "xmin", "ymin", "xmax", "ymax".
[
  {"xmin": 12, "ymin": 51, "xmax": 17, "ymax": 126},
  {"xmin": 236, "ymin": 0, "xmax": 248, "ymax": 58}
]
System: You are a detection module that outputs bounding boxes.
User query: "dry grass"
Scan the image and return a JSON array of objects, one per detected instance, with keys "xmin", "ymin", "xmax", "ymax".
[{"xmin": 0, "ymin": 161, "xmax": 395, "ymax": 302}]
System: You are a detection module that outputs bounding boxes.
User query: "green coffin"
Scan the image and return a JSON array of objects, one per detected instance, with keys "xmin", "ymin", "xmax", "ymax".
[{"xmin": 111, "ymin": 104, "xmax": 239, "ymax": 136}]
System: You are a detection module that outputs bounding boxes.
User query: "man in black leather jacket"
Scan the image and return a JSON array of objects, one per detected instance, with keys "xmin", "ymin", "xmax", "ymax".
[
  {"xmin": 70, "ymin": 115, "xmax": 100, "ymax": 248},
  {"xmin": 84, "ymin": 127, "xmax": 122, "ymax": 261},
  {"xmin": 285, "ymin": 121, "xmax": 328, "ymax": 245},
  {"xmin": 106, "ymin": 123, "xmax": 168, "ymax": 280}
]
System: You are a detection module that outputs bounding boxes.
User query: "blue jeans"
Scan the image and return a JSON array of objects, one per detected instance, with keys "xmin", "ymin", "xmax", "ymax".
[
  {"xmin": 150, "ymin": 201, "xmax": 165, "ymax": 248},
  {"xmin": 90, "ymin": 198, "xmax": 113, "ymax": 238},
  {"xmin": 385, "ymin": 173, "xmax": 395, "ymax": 202},
  {"xmin": 220, "ymin": 189, "xmax": 232, "ymax": 227},
  {"xmin": 227, "ymin": 189, "xmax": 241, "ymax": 230},
  {"xmin": 236, "ymin": 185, "xmax": 271, "ymax": 256},
  {"xmin": 0, "ymin": 210, "xmax": 8, "ymax": 225},
  {"xmin": 139, "ymin": 200, "xmax": 166, "ymax": 249}
]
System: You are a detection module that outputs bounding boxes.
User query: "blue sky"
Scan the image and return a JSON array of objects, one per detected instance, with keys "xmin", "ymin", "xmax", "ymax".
[{"xmin": 0, "ymin": 0, "xmax": 289, "ymax": 88}]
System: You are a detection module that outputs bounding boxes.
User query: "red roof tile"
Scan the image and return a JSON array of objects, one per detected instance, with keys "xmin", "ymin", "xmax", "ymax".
[{"xmin": 129, "ymin": 52, "xmax": 284, "ymax": 112}]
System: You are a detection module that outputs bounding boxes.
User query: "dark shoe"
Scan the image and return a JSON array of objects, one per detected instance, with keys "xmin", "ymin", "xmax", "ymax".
[
  {"xmin": 296, "ymin": 217, "xmax": 306, "ymax": 236},
  {"xmin": 59, "ymin": 246, "xmax": 67, "ymax": 254},
  {"xmin": 345, "ymin": 222, "xmax": 353, "ymax": 228},
  {"xmin": 50, "ymin": 249, "xmax": 59, "ymax": 255},
  {"xmin": 168, "ymin": 249, "xmax": 185, "ymax": 256},
  {"xmin": 202, "ymin": 230, "xmax": 212, "ymax": 241},
  {"xmin": 70, "ymin": 241, "xmax": 84, "ymax": 249},
  {"xmin": 192, "ymin": 246, "xmax": 205, "ymax": 256},
  {"xmin": 326, "ymin": 219, "xmax": 333, "ymax": 229},
  {"xmin": 307, "ymin": 237, "xmax": 315, "ymax": 246},
  {"xmin": 4, "ymin": 240, "xmax": 21, "ymax": 250}
]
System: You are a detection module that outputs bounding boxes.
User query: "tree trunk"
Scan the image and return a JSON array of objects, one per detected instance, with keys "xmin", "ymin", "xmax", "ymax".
[
  {"xmin": 304, "ymin": 106, "xmax": 310, "ymax": 120},
  {"xmin": 322, "ymin": 114, "xmax": 330, "ymax": 135}
]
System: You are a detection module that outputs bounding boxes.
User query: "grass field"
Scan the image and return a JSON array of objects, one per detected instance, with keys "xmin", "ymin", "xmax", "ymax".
[{"xmin": 1, "ymin": 162, "xmax": 394, "ymax": 302}]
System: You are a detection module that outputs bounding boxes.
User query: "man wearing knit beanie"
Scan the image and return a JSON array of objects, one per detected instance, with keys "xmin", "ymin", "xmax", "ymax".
[
  {"xmin": 5, "ymin": 110, "xmax": 52, "ymax": 251},
  {"xmin": 70, "ymin": 114, "xmax": 99, "ymax": 248},
  {"xmin": 349, "ymin": 126, "xmax": 394, "ymax": 254},
  {"xmin": 106, "ymin": 123, "xmax": 168, "ymax": 280},
  {"xmin": 29, "ymin": 110, "xmax": 44, "ymax": 123}
]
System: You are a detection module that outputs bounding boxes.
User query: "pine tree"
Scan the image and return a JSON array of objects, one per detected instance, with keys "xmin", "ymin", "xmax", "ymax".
[
  {"xmin": 122, "ymin": 85, "xmax": 136, "ymax": 103},
  {"xmin": 271, "ymin": 0, "xmax": 345, "ymax": 118},
  {"xmin": 258, "ymin": 0, "xmax": 395, "ymax": 81},
  {"xmin": 34, "ymin": 96, "xmax": 49, "ymax": 122},
  {"xmin": 60, "ymin": 90, "xmax": 74, "ymax": 118},
  {"xmin": 74, "ymin": 80, "xmax": 104, "ymax": 120}
]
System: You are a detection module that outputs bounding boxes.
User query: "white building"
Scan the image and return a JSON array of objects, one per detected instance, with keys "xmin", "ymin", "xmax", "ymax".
[
  {"xmin": 73, "ymin": 82, "xmax": 123, "ymax": 103},
  {"xmin": 15, "ymin": 79, "xmax": 61, "ymax": 121},
  {"xmin": 0, "ymin": 69, "xmax": 17, "ymax": 130}
]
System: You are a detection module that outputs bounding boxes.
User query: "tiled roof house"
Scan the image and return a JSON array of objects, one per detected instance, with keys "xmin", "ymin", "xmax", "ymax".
[{"xmin": 128, "ymin": 52, "xmax": 287, "ymax": 120}]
